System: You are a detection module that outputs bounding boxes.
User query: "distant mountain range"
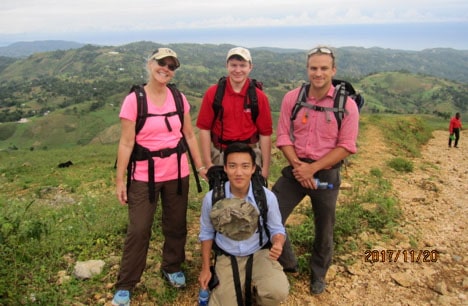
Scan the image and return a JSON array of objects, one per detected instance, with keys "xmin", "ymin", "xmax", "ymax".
[
  {"xmin": 0, "ymin": 40, "xmax": 84, "ymax": 58},
  {"xmin": 0, "ymin": 40, "xmax": 466, "ymax": 149},
  {"xmin": 1, "ymin": 40, "xmax": 467, "ymax": 84}
]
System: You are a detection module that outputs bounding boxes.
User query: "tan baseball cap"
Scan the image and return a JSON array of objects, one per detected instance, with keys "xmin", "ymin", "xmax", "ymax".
[
  {"xmin": 150, "ymin": 47, "xmax": 180, "ymax": 68},
  {"xmin": 209, "ymin": 198, "xmax": 259, "ymax": 241},
  {"xmin": 226, "ymin": 47, "xmax": 252, "ymax": 63}
]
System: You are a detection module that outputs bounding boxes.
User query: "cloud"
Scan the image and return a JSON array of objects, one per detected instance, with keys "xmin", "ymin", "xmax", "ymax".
[{"xmin": 0, "ymin": 0, "xmax": 467, "ymax": 35}]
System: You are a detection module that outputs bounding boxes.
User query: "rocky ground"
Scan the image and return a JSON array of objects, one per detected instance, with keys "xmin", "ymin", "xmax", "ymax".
[
  {"xmin": 105, "ymin": 127, "xmax": 467, "ymax": 305},
  {"xmin": 281, "ymin": 128, "xmax": 467, "ymax": 306}
]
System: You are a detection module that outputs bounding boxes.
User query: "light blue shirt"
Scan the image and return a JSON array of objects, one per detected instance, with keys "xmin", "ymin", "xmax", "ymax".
[{"xmin": 199, "ymin": 181, "xmax": 286, "ymax": 256}]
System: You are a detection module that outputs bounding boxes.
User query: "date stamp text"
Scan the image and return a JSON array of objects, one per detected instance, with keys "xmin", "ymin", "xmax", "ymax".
[{"xmin": 364, "ymin": 249, "xmax": 439, "ymax": 263}]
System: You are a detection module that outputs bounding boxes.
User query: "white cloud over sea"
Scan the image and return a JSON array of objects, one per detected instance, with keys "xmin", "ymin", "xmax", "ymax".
[
  {"xmin": 1, "ymin": 0, "xmax": 466, "ymax": 33},
  {"xmin": 1, "ymin": 0, "xmax": 467, "ymax": 50}
]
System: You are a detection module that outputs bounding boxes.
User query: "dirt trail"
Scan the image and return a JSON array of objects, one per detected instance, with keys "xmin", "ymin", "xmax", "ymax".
[{"xmin": 283, "ymin": 127, "xmax": 467, "ymax": 306}]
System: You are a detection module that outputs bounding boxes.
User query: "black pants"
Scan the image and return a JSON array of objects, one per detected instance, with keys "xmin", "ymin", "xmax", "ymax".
[
  {"xmin": 449, "ymin": 128, "xmax": 460, "ymax": 147},
  {"xmin": 272, "ymin": 165, "xmax": 340, "ymax": 281}
]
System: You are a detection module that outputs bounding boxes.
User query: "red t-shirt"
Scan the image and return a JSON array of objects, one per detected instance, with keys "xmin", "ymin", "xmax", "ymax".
[
  {"xmin": 449, "ymin": 116, "xmax": 462, "ymax": 133},
  {"xmin": 196, "ymin": 77, "xmax": 273, "ymax": 142}
]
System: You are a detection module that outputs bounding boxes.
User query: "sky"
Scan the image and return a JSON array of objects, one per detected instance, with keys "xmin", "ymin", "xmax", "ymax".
[{"xmin": 1, "ymin": 0, "xmax": 467, "ymax": 50}]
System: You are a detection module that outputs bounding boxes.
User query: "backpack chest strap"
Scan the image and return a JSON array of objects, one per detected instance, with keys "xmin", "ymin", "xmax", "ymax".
[{"xmin": 297, "ymin": 101, "xmax": 348, "ymax": 124}]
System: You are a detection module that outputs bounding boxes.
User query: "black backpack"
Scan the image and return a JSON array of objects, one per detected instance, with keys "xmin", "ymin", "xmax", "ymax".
[
  {"xmin": 289, "ymin": 79, "xmax": 364, "ymax": 141},
  {"xmin": 211, "ymin": 77, "xmax": 263, "ymax": 145},
  {"xmin": 126, "ymin": 84, "xmax": 202, "ymax": 203},
  {"xmin": 207, "ymin": 165, "xmax": 270, "ymax": 306},
  {"xmin": 206, "ymin": 165, "xmax": 270, "ymax": 247}
]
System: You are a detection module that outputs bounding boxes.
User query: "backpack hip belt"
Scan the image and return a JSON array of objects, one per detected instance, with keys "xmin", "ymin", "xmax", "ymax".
[
  {"xmin": 128, "ymin": 139, "xmax": 186, "ymax": 203},
  {"xmin": 131, "ymin": 141, "xmax": 186, "ymax": 161},
  {"xmin": 211, "ymin": 133, "xmax": 259, "ymax": 150}
]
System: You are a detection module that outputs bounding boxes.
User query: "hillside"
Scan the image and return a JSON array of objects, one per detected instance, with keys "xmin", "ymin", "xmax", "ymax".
[
  {"xmin": 1, "ymin": 115, "xmax": 465, "ymax": 305},
  {"xmin": 0, "ymin": 42, "xmax": 467, "ymax": 150}
]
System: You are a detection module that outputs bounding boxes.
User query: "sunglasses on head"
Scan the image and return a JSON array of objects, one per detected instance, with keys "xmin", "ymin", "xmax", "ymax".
[
  {"xmin": 154, "ymin": 58, "xmax": 177, "ymax": 71},
  {"xmin": 308, "ymin": 47, "xmax": 334, "ymax": 56}
]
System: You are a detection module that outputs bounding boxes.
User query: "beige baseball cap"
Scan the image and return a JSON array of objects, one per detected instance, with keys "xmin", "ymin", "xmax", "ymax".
[
  {"xmin": 209, "ymin": 198, "xmax": 259, "ymax": 241},
  {"xmin": 226, "ymin": 47, "xmax": 252, "ymax": 63},
  {"xmin": 150, "ymin": 47, "xmax": 180, "ymax": 68}
]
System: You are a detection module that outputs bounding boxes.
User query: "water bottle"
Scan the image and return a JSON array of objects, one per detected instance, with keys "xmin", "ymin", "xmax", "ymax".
[
  {"xmin": 314, "ymin": 178, "xmax": 333, "ymax": 189},
  {"xmin": 198, "ymin": 288, "xmax": 209, "ymax": 306}
]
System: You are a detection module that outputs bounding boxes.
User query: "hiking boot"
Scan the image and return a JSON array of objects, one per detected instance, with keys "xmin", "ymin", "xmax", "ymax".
[
  {"xmin": 310, "ymin": 279, "xmax": 326, "ymax": 295},
  {"xmin": 162, "ymin": 270, "xmax": 186, "ymax": 288},
  {"xmin": 111, "ymin": 290, "xmax": 130, "ymax": 306}
]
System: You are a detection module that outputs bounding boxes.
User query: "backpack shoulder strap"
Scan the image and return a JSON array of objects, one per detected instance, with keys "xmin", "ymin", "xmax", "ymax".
[
  {"xmin": 212, "ymin": 77, "xmax": 261, "ymax": 125},
  {"xmin": 289, "ymin": 83, "xmax": 309, "ymax": 142},
  {"xmin": 248, "ymin": 79, "xmax": 260, "ymax": 123},
  {"xmin": 207, "ymin": 165, "xmax": 228, "ymax": 204},
  {"xmin": 167, "ymin": 83, "xmax": 203, "ymax": 193},
  {"xmin": 252, "ymin": 170, "xmax": 269, "ymax": 245},
  {"xmin": 332, "ymin": 81, "xmax": 348, "ymax": 131},
  {"xmin": 129, "ymin": 84, "xmax": 147, "ymax": 135},
  {"xmin": 212, "ymin": 76, "xmax": 227, "ymax": 127},
  {"xmin": 167, "ymin": 83, "xmax": 184, "ymax": 126}
]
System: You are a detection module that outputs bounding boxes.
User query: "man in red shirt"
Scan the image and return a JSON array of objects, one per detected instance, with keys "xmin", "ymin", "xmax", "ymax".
[
  {"xmin": 449, "ymin": 112, "xmax": 462, "ymax": 148},
  {"xmin": 196, "ymin": 47, "xmax": 272, "ymax": 180}
]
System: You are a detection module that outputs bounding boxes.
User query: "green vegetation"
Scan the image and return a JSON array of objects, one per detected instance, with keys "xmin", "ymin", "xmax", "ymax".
[
  {"xmin": 0, "ymin": 42, "xmax": 465, "ymax": 303},
  {"xmin": 387, "ymin": 158, "xmax": 414, "ymax": 172},
  {"xmin": 0, "ymin": 114, "xmax": 441, "ymax": 304},
  {"xmin": 1, "ymin": 43, "xmax": 467, "ymax": 149}
]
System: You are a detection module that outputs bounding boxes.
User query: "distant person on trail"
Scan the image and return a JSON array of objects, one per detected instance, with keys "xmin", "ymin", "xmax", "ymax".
[
  {"xmin": 272, "ymin": 46, "xmax": 359, "ymax": 295},
  {"xmin": 198, "ymin": 142, "xmax": 289, "ymax": 306},
  {"xmin": 448, "ymin": 112, "xmax": 462, "ymax": 148},
  {"xmin": 196, "ymin": 47, "xmax": 273, "ymax": 183},
  {"xmin": 112, "ymin": 48, "xmax": 207, "ymax": 306}
]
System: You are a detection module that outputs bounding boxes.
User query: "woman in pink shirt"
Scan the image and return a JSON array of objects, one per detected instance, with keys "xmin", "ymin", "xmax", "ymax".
[
  {"xmin": 112, "ymin": 48, "xmax": 207, "ymax": 306},
  {"xmin": 448, "ymin": 112, "xmax": 462, "ymax": 148}
]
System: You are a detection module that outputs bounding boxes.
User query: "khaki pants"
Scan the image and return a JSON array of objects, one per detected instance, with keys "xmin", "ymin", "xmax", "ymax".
[{"xmin": 209, "ymin": 249, "xmax": 289, "ymax": 306}]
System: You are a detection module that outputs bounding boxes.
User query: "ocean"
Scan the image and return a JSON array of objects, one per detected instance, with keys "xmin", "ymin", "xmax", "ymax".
[{"xmin": 1, "ymin": 22, "xmax": 467, "ymax": 51}]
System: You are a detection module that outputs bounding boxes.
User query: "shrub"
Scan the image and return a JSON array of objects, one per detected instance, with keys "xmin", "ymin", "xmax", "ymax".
[{"xmin": 388, "ymin": 157, "xmax": 414, "ymax": 172}]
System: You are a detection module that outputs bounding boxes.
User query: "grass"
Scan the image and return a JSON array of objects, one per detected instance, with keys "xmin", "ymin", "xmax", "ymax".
[{"xmin": 0, "ymin": 114, "xmax": 442, "ymax": 304}]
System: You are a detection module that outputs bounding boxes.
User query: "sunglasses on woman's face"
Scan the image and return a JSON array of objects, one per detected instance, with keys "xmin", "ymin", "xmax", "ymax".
[{"xmin": 154, "ymin": 59, "xmax": 177, "ymax": 71}]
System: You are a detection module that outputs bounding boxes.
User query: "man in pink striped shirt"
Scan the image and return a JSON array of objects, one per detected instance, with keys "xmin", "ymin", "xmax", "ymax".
[{"xmin": 272, "ymin": 46, "xmax": 359, "ymax": 295}]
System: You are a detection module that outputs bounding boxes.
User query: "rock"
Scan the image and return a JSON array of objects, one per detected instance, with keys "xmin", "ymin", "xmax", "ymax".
[
  {"xmin": 346, "ymin": 262, "xmax": 366, "ymax": 276},
  {"xmin": 56, "ymin": 270, "xmax": 71, "ymax": 285},
  {"xmin": 327, "ymin": 264, "xmax": 338, "ymax": 280},
  {"xmin": 73, "ymin": 260, "xmax": 105, "ymax": 280},
  {"xmin": 463, "ymin": 277, "xmax": 468, "ymax": 289},
  {"xmin": 108, "ymin": 255, "xmax": 121, "ymax": 266},
  {"xmin": 358, "ymin": 231, "xmax": 369, "ymax": 241},
  {"xmin": 433, "ymin": 281, "xmax": 448, "ymax": 295},
  {"xmin": 340, "ymin": 182, "xmax": 352, "ymax": 190},
  {"xmin": 391, "ymin": 272, "xmax": 413, "ymax": 287}
]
